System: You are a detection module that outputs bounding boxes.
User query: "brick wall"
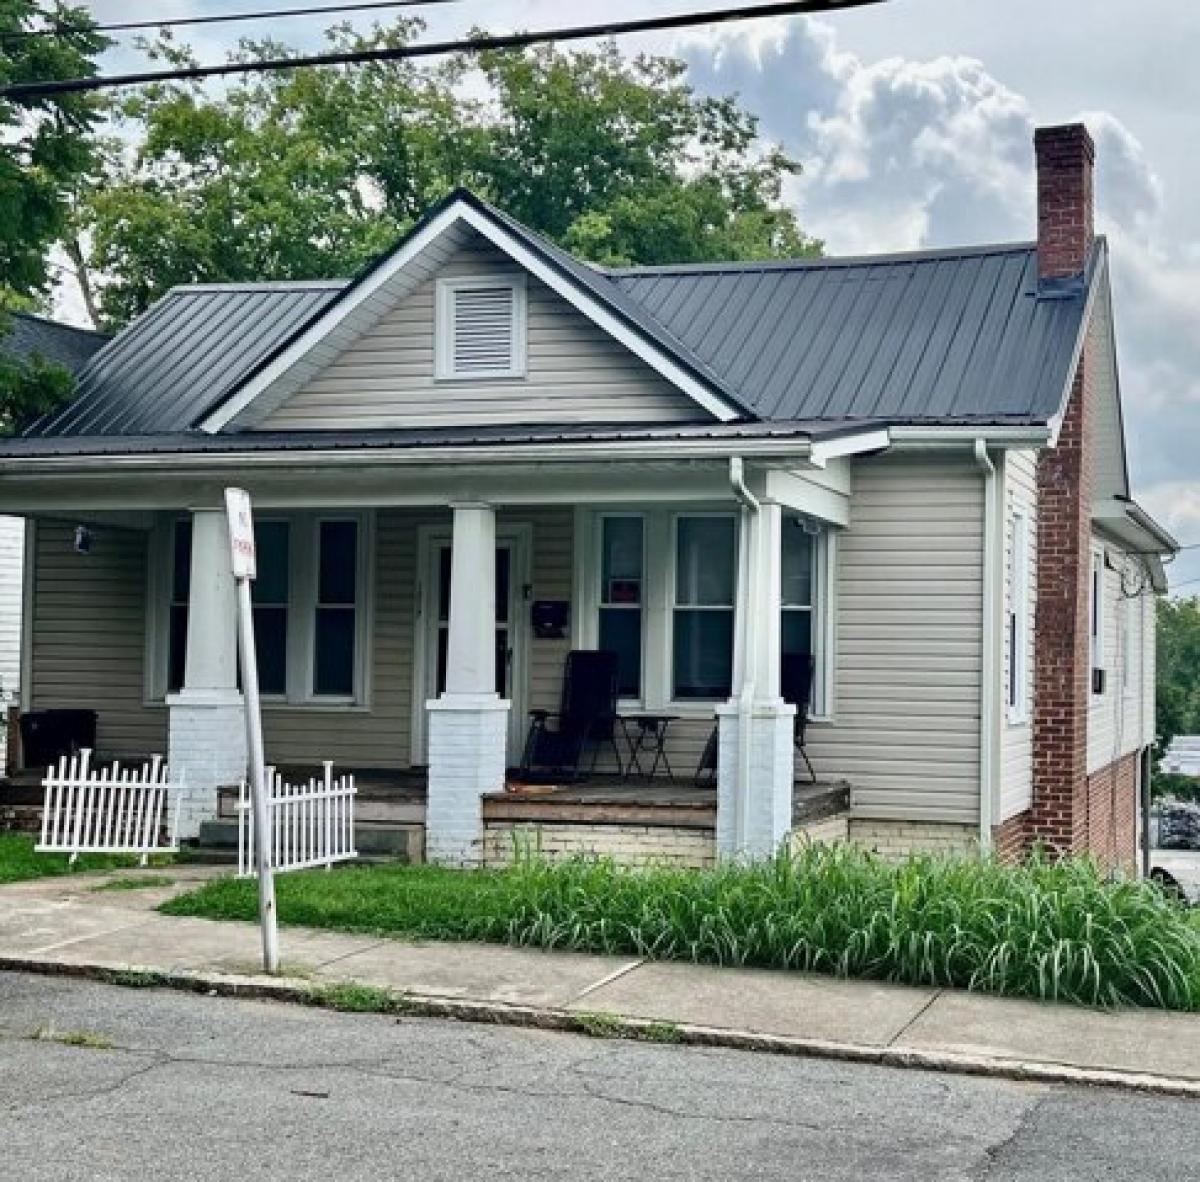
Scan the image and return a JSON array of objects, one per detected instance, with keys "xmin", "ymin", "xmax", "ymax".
[
  {"xmin": 1084, "ymin": 751, "xmax": 1139, "ymax": 872},
  {"xmin": 482, "ymin": 821, "xmax": 715, "ymax": 869},
  {"xmin": 992, "ymin": 811, "xmax": 1031, "ymax": 864},
  {"xmin": 847, "ymin": 820, "xmax": 978, "ymax": 860}
]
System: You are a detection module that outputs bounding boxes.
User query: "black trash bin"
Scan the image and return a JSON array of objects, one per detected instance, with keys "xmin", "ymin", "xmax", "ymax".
[{"xmin": 18, "ymin": 709, "xmax": 98, "ymax": 769}]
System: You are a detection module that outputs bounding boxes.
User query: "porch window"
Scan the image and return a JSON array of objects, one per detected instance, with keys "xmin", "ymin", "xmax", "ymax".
[
  {"xmin": 156, "ymin": 511, "xmax": 369, "ymax": 705},
  {"xmin": 167, "ymin": 520, "xmax": 192, "ymax": 694},
  {"xmin": 598, "ymin": 515, "xmax": 643, "ymax": 698},
  {"xmin": 781, "ymin": 516, "xmax": 817, "ymax": 700},
  {"xmin": 314, "ymin": 519, "xmax": 358, "ymax": 698},
  {"xmin": 252, "ymin": 521, "xmax": 289, "ymax": 697},
  {"xmin": 672, "ymin": 516, "xmax": 735, "ymax": 700}
]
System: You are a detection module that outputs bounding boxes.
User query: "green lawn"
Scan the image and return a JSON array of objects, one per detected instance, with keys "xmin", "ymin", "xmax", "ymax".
[
  {"xmin": 0, "ymin": 832, "xmax": 144, "ymax": 884},
  {"xmin": 161, "ymin": 843, "xmax": 1200, "ymax": 1012}
]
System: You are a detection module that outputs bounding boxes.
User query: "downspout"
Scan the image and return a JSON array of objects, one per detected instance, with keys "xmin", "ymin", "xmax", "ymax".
[
  {"xmin": 974, "ymin": 441, "xmax": 999, "ymax": 854},
  {"xmin": 729, "ymin": 458, "xmax": 759, "ymax": 855}
]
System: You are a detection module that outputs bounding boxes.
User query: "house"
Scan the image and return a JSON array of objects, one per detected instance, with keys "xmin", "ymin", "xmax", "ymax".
[
  {"xmin": 1162, "ymin": 737, "xmax": 1200, "ymax": 778},
  {"xmin": 0, "ymin": 122, "xmax": 1176, "ymax": 868},
  {"xmin": 0, "ymin": 313, "xmax": 108, "ymax": 754}
]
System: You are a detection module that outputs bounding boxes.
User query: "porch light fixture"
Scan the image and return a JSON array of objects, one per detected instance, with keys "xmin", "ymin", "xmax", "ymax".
[{"xmin": 73, "ymin": 525, "xmax": 93, "ymax": 555}]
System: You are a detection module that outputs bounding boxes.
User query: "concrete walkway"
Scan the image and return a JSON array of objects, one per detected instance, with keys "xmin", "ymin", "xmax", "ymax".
[{"xmin": 1, "ymin": 866, "xmax": 1198, "ymax": 1094}]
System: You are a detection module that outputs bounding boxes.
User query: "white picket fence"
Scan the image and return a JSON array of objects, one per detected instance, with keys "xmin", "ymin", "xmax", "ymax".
[
  {"xmin": 37, "ymin": 750, "xmax": 181, "ymax": 864},
  {"xmin": 237, "ymin": 762, "xmax": 357, "ymax": 877}
]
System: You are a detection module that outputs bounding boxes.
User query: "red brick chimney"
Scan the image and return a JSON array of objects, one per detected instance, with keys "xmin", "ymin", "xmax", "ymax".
[
  {"xmin": 1034, "ymin": 124, "xmax": 1095, "ymax": 281},
  {"xmin": 1028, "ymin": 123, "xmax": 1097, "ymax": 856}
]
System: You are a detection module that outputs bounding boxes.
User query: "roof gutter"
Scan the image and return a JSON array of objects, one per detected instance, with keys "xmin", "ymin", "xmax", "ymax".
[
  {"xmin": 889, "ymin": 425, "xmax": 1052, "ymax": 449},
  {"xmin": 0, "ymin": 435, "xmax": 817, "ymax": 475}
]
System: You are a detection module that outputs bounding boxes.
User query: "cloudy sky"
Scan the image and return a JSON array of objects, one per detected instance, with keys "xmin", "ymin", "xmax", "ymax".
[{"xmin": 75, "ymin": 0, "xmax": 1200, "ymax": 587}]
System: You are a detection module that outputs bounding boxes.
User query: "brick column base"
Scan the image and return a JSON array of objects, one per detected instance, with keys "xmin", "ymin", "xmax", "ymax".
[
  {"xmin": 992, "ymin": 811, "xmax": 1033, "ymax": 864},
  {"xmin": 167, "ymin": 690, "xmax": 247, "ymax": 840},
  {"xmin": 426, "ymin": 695, "xmax": 510, "ymax": 866},
  {"xmin": 715, "ymin": 702, "xmax": 796, "ymax": 859}
]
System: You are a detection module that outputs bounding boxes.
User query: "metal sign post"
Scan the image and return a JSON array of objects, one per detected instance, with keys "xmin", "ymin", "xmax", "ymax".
[{"xmin": 225, "ymin": 487, "xmax": 279, "ymax": 975}]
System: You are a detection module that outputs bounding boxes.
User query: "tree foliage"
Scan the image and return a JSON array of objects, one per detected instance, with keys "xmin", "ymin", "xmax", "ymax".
[
  {"xmin": 82, "ymin": 21, "xmax": 820, "ymax": 327},
  {"xmin": 0, "ymin": 0, "xmax": 107, "ymax": 432},
  {"xmin": 1157, "ymin": 595, "xmax": 1200, "ymax": 759}
]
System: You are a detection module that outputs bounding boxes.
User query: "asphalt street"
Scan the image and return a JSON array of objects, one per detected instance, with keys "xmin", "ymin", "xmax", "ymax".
[{"xmin": 0, "ymin": 971, "xmax": 1196, "ymax": 1181}]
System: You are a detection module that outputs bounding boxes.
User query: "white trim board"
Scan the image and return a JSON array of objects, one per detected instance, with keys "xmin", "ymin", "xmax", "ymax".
[{"xmin": 202, "ymin": 197, "xmax": 742, "ymax": 433}]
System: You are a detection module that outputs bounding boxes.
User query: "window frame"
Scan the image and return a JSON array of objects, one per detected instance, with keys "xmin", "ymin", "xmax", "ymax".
[
  {"xmin": 781, "ymin": 515, "xmax": 832, "ymax": 720},
  {"xmin": 1090, "ymin": 546, "xmax": 1106, "ymax": 697},
  {"xmin": 668, "ymin": 512, "xmax": 738, "ymax": 705},
  {"xmin": 434, "ymin": 273, "xmax": 528, "ymax": 382},
  {"xmin": 596, "ymin": 512, "xmax": 647, "ymax": 704},
  {"xmin": 148, "ymin": 510, "xmax": 373, "ymax": 709},
  {"xmin": 1006, "ymin": 509, "xmax": 1031, "ymax": 724}
]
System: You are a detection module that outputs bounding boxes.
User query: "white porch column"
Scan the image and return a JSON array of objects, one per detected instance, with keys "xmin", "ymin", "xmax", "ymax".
[
  {"xmin": 716, "ymin": 498, "xmax": 795, "ymax": 858},
  {"xmin": 167, "ymin": 509, "xmax": 247, "ymax": 839},
  {"xmin": 426, "ymin": 502, "xmax": 510, "ymax": 866}
]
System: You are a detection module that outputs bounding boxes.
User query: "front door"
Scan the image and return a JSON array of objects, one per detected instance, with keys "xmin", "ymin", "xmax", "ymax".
[{"xmin": 416, "ymin": 529, "xmax": 528, "ymax": 764}]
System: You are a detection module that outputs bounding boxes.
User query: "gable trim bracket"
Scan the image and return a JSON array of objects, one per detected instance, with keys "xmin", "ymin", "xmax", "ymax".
[{"xmin": 198, "ymin": 197, "xmax": 745, "ymax": 434}]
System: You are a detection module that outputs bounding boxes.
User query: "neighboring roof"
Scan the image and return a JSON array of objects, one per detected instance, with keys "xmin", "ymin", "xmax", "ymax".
[
  {"xmin": 2, "ymin": 312, "xmax": 108, "ymax": 375},
  {"xmin": 26, "ymin": 189, "xmax": 1097, "ymax": 440},
  {"xmin": 32, "ymin": 284, "xmax": 338, "ymax": 438}
]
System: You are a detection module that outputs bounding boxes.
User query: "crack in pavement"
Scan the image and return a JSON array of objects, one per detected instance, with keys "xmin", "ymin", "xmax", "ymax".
[
  {"xmin": 967, "ymin": 1091, "xmax": 1049, "ymax": 1180},
  {"xmin": 1, "ymin": 1029, "xmax": 841, "ymax": 1131}
]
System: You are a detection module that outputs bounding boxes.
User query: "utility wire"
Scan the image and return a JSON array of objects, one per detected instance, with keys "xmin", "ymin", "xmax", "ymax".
[
  {"xmin": 2, "ymin": 0, "xmax": 460, "ymax": 41},
  {"xmin": 0, "ymin": 0, "xmax": 886, "ymax": 98}
]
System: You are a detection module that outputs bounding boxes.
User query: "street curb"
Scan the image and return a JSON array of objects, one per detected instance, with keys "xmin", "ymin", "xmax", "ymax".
[{"xmin": 4, "ymin": 952, "xmax": 1199, "ymax": 1100}]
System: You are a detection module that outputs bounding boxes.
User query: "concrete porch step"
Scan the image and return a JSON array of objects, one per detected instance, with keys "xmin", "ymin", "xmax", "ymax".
[{"xmin": 196, "ymin": 818, "xmax": 424, "ymax": 863}]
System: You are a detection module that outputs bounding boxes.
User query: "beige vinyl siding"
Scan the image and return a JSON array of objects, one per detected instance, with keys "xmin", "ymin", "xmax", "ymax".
[
  {"xmin": 999, "ymin": 450, "xmax": 1037, "ymax": 821},
  {"xmin": 258, "ymin": 233, "xmax": 706, "ymax": 431},
  {"xmin": 0, "ymin": 516, "xmax": 23, "ymax": 711},
  {"xmin": 806, "ymin": 454, "xmax": 984, "ymax": 824},
  {"xmin": 29, "ymin": 520, "xmax": 167, "ymax": 758}
]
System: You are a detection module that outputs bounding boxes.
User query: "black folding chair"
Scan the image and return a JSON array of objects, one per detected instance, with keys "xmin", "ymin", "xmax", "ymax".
[
  {"xmin": 782, "ymin": 652, "xmax": 816, "ymax": 782},
  {"xmin": 520, "ymin": 650, "xmax": 622, "ymax": 781}
]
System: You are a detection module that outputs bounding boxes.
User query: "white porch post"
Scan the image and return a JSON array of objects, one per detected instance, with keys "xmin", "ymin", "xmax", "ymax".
[
  {"xmin": 425, "ymin": 502, "xmax": 510, "ymax": 865},
  {"xmin": 167, "ymin": 508, "xmax": 247, "ymax": 839},
  {"xmin": 716, "ymin": 498, "xmax": 795, "ymax": 858}
]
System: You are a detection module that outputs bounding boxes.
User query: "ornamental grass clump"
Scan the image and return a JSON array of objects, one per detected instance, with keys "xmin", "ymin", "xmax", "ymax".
[
  {"xmin": 162, "ymin": 843, "xmax": 1200, "ymax": 1011},
  {"xmin": 489, "ymin": 844, "xmax": 1200, "ymax": 1010}
]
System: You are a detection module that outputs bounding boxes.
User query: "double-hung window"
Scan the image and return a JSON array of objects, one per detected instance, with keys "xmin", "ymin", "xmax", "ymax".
[
  {"xmin": 314, "ymin": 519, "xmax": 359, "ymax": 698},
  {"xmin": 251, "ymin": 521, "xmax": 290, "ymax": 697},
  {"xmin": 598, "ymin": 516, "xmax": 644, "ymax": 699},
  {"xmin": 158, "ymin": 512, "xmax": 367, "ymax": 704},
  {"xmin": 781, "ymin": 517, "xmax": 822, "ymax": 712},
  {"xmin": 1006, "ymin": 510, "xmax": 1030, "ymax": 722},
  {"xmin": 1090, "ymin": 548, "xmax": 1105, "ymax": 696},
  {"xmin": 671, "ymin": 516, "xmax": 736, "ymax": 700}
]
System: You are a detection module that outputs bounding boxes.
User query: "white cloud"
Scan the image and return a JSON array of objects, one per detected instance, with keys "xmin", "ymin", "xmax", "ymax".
[{"xmin": 684, "ymin": 17, "xmax": 1200, "ymax": 589}]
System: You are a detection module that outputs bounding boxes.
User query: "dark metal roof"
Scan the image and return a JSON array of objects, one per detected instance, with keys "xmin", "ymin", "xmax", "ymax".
[
  {"xmin": 3, "ymin": 312, "xmax": 108, "ymax": 374},
  {"xmin": 25, "ymin": 190, "xmax": 1098, "ymax": 442},
  {"xmin": 29, "ymin": 283, "xmax": 340, "ymax": 437},
  {"xmin": 611, "ymin": 241, "xmax": 1096, "ymax": 424}
]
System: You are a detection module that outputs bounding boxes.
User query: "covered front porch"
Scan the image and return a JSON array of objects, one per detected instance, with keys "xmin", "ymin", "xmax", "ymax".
[{"xmin": 4, "ymin": 434, "xmax": 863, "ymax": 864}]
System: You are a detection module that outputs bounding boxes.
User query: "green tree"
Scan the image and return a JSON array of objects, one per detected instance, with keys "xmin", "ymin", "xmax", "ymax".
[
  {"xmin": 1157, "ymin": 595, "xmax": 1200, "ymax": 760},
  {"xmin": 82, "ymin": 22, "xmax": 819, "ymax": 327},
  {"xmin": 0, "ymin": 0, "xmax": 107, "ymax": 432}
]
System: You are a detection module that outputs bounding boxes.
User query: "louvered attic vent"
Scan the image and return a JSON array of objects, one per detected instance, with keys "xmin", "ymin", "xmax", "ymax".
[{"xmin": 436, "ymin": 275, "xmax": 527, "ymax": 380}]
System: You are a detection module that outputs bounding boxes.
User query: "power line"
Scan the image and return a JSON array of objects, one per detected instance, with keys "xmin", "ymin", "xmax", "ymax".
[
  {"xmin": 1, "ymin": 0, "xmax": 460, "ymax": 41},
  {"xmin": 0, "ymin": 0, "xmax": 886, "ymax": 99}
]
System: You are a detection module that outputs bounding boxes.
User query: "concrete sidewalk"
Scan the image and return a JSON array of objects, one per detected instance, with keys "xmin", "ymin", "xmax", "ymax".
[{"xmin": 1, "ymin": 866, "xmax": 1198, "ymax": 1095}]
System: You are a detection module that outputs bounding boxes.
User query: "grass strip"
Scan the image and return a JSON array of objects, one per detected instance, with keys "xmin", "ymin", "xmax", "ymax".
[
  {"xmin": 0, "ymin": 833, "xmax": 143, "ymax": 884},
  {"xmin": 161, "ymin": 844, "xmax": 1200, "ymax": 1011}
]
